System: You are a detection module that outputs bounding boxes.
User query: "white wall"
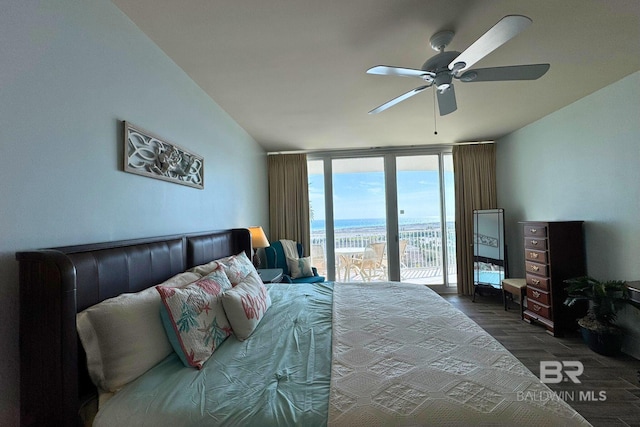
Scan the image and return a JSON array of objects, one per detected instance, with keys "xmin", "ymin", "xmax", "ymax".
[
  {"xmin": 496, "ymin": 71, "xmax": 640, "ymax": 357},
  {"xmin": 0, "ymin": 1, "xmax": 268, "ymax": 424}
]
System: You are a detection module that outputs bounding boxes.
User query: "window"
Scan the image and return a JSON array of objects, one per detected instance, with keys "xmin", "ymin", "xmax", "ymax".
[{"xmin": 308, "ymin": 148, "xmax": 456, "ymax": 289}]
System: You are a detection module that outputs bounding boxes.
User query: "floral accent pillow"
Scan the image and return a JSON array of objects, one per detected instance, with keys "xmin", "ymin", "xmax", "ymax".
[
  {"xmin": 221, "ymin": 279, "xmax": 271, "ymax": 341},
  {"xmin": 287, "ymin": 256, "xmax": 314, "ymax": 279},
  {"xmin": 223, "ymin": 251, "xmax": 261, "ymax": 286},
  {"xmin": 157, "ymin": 266, "xmax": 233, "ymax": 369}
]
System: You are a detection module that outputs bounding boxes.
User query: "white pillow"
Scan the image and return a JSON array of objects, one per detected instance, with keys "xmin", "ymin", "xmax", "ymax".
[
  {"xmin": 187, "ymin": 254, "xmax": 235, "ymax": 276},
  {"xmin": 287, "ymin": 256, "xmax": 314, "ymax": 279},
  {"xmin": 76, "ymin": 271, "xmax": 200, "ymax": 394},
  {"xmin": 221, "ymin": 279, "xmax": 271, "ymax": 341},
  {"xmin": 187, "ymin": 260, "xmax": 220, "ymax": 276},
  {"xmin": 223, "ymin": 251, "xmax": 261, "ymax": 285}
]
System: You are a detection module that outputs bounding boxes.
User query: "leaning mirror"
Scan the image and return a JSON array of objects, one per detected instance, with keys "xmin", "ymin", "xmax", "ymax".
[{"xmin": 473, "ymin": 208, "xmax": 507, "ymax": 300}]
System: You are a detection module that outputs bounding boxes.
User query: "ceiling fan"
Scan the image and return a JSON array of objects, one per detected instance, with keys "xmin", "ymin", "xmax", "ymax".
[{"xmin": 366, "ymin": 15, "xmax": 550, "ymax": 116}]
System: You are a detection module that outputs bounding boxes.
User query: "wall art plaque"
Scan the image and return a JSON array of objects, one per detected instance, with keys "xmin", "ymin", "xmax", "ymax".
[{"xmin": 124, "ymin": 121, "xmax": 204, "ymax": 189}]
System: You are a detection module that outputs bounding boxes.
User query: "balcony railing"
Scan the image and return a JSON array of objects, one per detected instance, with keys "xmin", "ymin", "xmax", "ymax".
[{"xmin": 310, "ymin": 223, "xmax": 457, "ymax": 285}]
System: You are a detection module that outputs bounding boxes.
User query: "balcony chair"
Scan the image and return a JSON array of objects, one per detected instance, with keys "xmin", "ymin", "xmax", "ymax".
[
  {"xmin": 265, "ymin": 240, "xmax": 325, "ymax": 284},
  {"xmin": 310, "ymin": 244, "xmax": 327, "ymax": 276},
  {"xmin": 398, "ymin": 239, "xmax": 409, "ymax": 279},
  {"xmin": 351, "ymin": 242, "xmax": 386, "ymax": 281}
]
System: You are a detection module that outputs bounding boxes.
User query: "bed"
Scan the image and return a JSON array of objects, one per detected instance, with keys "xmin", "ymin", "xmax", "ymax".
[{"xmin": 17, "ymin": 229, "xmax": 591, "ymax": 426}]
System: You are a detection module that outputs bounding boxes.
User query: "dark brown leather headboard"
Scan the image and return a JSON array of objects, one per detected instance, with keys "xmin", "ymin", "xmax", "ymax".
[
  {"xmin": 16, "ymin": 229, "xmax": 251, "ymax": 427},
  {"xmin": 187, "ymin": 229, "xmax": 251, "ymax": 267}
]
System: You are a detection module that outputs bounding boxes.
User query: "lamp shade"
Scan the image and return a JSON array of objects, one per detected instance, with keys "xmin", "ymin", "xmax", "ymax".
[{"xmin": 248, "ymin": 226, "xmax": 270, "ymax": 248}]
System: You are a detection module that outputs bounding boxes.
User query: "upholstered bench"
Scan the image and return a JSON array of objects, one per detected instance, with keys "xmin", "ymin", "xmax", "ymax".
[{"xmin": 501, "ymin": 278, "xmax": 527, "ymax": 319}]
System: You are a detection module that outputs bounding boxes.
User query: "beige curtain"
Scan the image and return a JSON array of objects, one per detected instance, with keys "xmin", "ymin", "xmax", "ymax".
[
  {"xmin": 453, "ymin": 144, "xmax": 497, "ymax": 296},
  {"xmin": 267, "ymin": 154, "xmax": 311, "ymax": 256}
]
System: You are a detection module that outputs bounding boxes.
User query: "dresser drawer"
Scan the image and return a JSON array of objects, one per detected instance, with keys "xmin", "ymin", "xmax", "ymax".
[
  {"xmin": 525, "ymin": 261, "xmax": 548, "ymax": 277},
  {"xmin": 524, "ymin": 237, "xmax": 548, "ymax": 250},
  {"xmin": 527, "ymin": 287, "xmax": 550, "ymax": 305},
  {"xmin": 521, "ymin": 221, "xmax": 586, "ymax": 336},
  {"xmin": 529, "ymin": 300, "xmax": 551, "ymax": 319},
  {"xmin": 525, "ymin": 249, "xmax": 547, "ymax": 264},
  {"xmin": 524, "ymin": 225, "xmax": 547, "ymax": 238},
  {"xmin": 526, "ymin": 274, "xmax": 550, "ymax": 291}
]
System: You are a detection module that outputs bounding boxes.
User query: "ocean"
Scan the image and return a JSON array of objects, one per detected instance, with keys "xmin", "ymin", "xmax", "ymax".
[{"xmin": 311, "ymin": 218, "xmax": 442, "ymax": 231}]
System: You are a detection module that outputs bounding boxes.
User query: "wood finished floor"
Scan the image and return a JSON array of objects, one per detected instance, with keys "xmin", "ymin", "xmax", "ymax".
[{"xmin": 443, "ymin": 293, "xmax": 640, "ymax": 427}]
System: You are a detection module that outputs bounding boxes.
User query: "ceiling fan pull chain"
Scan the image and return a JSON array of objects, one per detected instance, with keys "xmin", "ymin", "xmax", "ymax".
[{"xmin": 433, "ymin": 89, "xmax": 438, "ymax": 135}]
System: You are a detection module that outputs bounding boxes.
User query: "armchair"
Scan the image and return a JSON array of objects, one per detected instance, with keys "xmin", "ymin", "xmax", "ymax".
[{"xmin": 265, "ymin": 240, "xmax": 325, "ymax": 284}]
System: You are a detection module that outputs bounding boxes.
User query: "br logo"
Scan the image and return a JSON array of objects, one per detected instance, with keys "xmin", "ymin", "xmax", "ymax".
[{"xmin": 540, "ymin": 361, "xmax": 584, "ymax": 384}]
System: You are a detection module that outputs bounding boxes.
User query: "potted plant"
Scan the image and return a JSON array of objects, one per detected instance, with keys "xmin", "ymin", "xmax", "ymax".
[{"xmin": 564, "ymin": 276, "xmax": 629, "ymax": 356}]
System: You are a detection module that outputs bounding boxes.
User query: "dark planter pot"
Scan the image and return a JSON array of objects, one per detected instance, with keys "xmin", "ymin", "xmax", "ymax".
[{"xmin": 580, "ymin": 326, "xmax": 624, "ymax": 356}]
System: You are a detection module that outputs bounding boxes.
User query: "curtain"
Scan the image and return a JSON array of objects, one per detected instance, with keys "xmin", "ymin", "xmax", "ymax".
[
  {"xmin": 453, "ymin": 144, "xmax": 497, "ymax": 296},
  {"xmin": 267, "ymin": 153, "xmax": 311, "ymax": 256}
]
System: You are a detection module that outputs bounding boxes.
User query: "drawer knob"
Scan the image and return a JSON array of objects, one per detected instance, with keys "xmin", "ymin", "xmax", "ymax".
[
  {"xmin": 533, "ymin": 304, "xmax": 541, "ymax": 312},
  {"xmin": 530, "ymin": 228, "xmax": 537, "ymax": 234},
  {"xmin": 530, "ymin": 252, "xmax": 539, "ymax": 259},
  {"xmin": 532, "ymin": 290, "xmax": 540, "ymax": 298},
  {"xmin": 531, "ymin": 240, "xmax": 538, "ymax": 245},
  {"xmin": 532, "ymin": 279, "xmax": 540, "ymax": 285},
  {"xmin": 530, "ymin": 265, "xmax": 539, "ymax": 272}
]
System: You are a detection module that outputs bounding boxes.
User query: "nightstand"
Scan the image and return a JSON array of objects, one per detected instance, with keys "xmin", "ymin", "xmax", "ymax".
[{"xmin": 257, "ymin": 268, "xmax": 283, "ymax": 283}]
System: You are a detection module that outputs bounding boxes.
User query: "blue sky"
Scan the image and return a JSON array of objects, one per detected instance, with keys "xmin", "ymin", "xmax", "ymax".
[{"xmin": 308, "ymin": 170, "xmax": 454, "ymax": 221}]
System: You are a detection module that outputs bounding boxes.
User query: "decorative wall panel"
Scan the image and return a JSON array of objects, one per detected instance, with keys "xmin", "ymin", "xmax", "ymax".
[{"xmin": 124, "ymin": 121, "xmax": 204, "ymax": 189}]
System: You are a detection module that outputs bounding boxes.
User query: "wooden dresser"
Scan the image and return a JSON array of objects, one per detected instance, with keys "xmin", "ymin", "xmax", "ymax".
[{"xmin": 521, "ymin": 221, "xmax": 587, "ymax": 336}]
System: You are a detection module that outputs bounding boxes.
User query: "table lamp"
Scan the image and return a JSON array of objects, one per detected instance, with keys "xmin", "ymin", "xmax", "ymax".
[{"xmin": 248, "ymin": 226, "xmax": 270, "ymax": 268}]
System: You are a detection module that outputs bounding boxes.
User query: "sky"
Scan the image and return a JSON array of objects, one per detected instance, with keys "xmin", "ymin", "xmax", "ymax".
[{"xmin": 308, "ymin": 170, "xmax": 455, "ymax": 221}]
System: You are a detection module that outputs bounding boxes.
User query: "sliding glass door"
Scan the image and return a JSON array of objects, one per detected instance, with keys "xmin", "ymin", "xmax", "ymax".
[
  {"xmin": 395, "ymin": 154, "xmax": 457, "ymax": 287},
  {"xmin": 396, "ymin": 155, "xmax": 443, "ymax": 284},
  {"xmin": 331, "ymin": 158, "xmax": 387, "ymax": 282},
  {"xmin": 308, "ymin": 149, "xmax": 456, "ymax": 288},
  {"xmin": 308, "ymin": 159, "xmax": 328, "ymax": 277}
]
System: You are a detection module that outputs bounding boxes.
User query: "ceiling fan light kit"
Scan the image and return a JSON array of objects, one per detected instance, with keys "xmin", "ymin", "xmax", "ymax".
[
  {"xmin": 434, "ymin": 73, "xmax": 452, "ymax": 93},
  {"xmin": 367, "ymin": 15, "xmax": 549, "ymax": 116}
]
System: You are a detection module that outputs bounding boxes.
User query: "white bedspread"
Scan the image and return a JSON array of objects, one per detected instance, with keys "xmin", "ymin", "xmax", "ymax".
[{"xmin": 328, "ymin": 282, "xmax": 591, "ymax": 426}]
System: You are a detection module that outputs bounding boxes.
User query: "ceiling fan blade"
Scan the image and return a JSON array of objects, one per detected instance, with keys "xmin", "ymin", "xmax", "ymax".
[
  {"xmin": 448, "ymin": 15, "xmax": 532, "ymax": 74},
  {"xmin": 437, "ymin": 85, "xmax": 457, "ymax": 116},
  {"xmin": 367, "ymin": 65, "xmax": 435, "ymax": 81},
  {"xmin": 368, "ymin": 85, "xmax": 430, "ymax": 114},
  {"xmin": 459, "ymin": 64, "xmax": 550, "ymax": 82}
]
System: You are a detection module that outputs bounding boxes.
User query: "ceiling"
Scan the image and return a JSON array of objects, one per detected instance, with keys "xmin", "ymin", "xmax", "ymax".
[{"xmin": 112, "ymin": 0, "xmax": 639, "ymax": 153}]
